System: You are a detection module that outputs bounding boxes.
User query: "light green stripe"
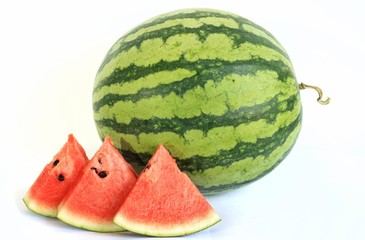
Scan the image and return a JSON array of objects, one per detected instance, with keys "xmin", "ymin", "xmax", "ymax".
[
  {"xmin": 95, "ymin": 99, "xmax": 301, "ymax": 159},
  {"xmin": 95, "ymin": 33, "xmax": 292, "ymax": 85},
  {"xmin": 124, "ymin": 17, "xmax": 240, "ymax": 43},
  {"xmin": 140, "ymin": 8, "xmax": 242, "ymax": 26},
  {"xmin": 94, "ymin": 70, "xmax": 296, "ymax": 124},
  {"xmin": 93, "ymin": 68, "xmax": 196, "ymax": 103},
  {"xmin": 107, "ymin": 11, "xmax": 241, "ymax": 56},
  {"xmin": 183, "ymin": 33, "xmax": 290, "ymax": 63},
  {"xmin": 186, "ymin": 122, "xmax": 302, "ymax": 188},
  {"xmin": 241, "ymin": 23, "xmax": 287, "ymax": 54}
]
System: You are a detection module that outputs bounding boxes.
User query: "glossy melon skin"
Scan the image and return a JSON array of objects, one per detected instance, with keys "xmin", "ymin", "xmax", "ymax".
[
  {"xmin": 114, "ymin": 145, "xmax": 221, "ymax": 237},
  {"xmin": 57, "ymin": 137, "xmax": 138, "ymax": 232},
  {"xmin": 23, "ymin": 134, "xmax": 89, "ymax": 217},
  {"xmin": 92, "ymin": 8, "xmax": 302, "ymax": 194}
]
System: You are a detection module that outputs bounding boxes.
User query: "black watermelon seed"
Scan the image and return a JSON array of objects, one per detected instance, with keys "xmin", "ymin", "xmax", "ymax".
[
  {"xmin": 98, "ymin": 171, "xmax": 108, "ymax": 178},
  {"xmin": 58, "ymin": 174, "xmax": 65, "ymax": 181},
  {"xmin": 53, "ymin": 159, "xmax": 60, "ymax": 167}
]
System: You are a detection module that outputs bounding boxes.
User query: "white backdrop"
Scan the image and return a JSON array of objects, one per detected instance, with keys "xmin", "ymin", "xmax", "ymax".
[{"xmin": 1, "ymin": 0, "xmax": 364, "ymax": 239}]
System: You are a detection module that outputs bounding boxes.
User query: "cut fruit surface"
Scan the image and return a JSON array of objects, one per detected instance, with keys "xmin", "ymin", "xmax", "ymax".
[
  {"xmin": 114, "ymin": 144, "xmax": 221, "ymax": 237},
  {"xmin": 57, "ymin": 137, "xmax": 138, "ymax": 232},
  {"xmin": 23, "ymin": 134, "xmax": 89, "ymax": 217}
]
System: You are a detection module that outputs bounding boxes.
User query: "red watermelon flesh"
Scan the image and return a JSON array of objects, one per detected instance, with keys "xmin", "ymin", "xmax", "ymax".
[
  {"xmin": 57, "ymin": 136, "xmax": 138, "ymax": 232},
  {"xmin": 113, "ymin": 144, "xmax": 221, "ymax": 237},
  {"xmin": 23, "ymin": 134, "xmax": 89, "ymax": 217}
]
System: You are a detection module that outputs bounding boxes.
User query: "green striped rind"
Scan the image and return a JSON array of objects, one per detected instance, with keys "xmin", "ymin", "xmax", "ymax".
[{"xmin": 92, "ymin": 9, "xmax": 302, "ymax": 194}]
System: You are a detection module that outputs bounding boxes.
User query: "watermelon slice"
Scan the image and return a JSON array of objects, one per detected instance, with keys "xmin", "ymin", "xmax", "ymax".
[
  {"xmin": 23, "ymin": 134, "xmax": 89, "ymax": 217},
  {"xmin": 113, "ymin": 144, "xmax": 221, "ymax": 237},
  {"xmin": 57, "ymin": 136, "xmax": 138, "ymax": 232}
]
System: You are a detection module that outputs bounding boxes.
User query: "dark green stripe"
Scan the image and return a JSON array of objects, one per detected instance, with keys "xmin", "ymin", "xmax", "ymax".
[
  {"xmin": 196, "ymin": 138, "xmax": 294, "ymax": 194},
  {"xmin": 148, "ymin": 10, "xmax": 275, "ymax": 40},
  {"xmin": 94, "ymin": 56, "xmax": 291, "ymax": 93},
  {"xmin": 196, "ymin": 127, "xmax": 300, "ymax": 194},
  {"xmin": 120, "ymin": 106, "xmax": 301, "ymax": 175},
  {"xmin": 100, "ymin": 10, "xmax": 246, "ymax": 60},
  {"xmin": 98, "ymin": 11, "xmax": 288, "ymax": 74},
  {"xmin": 107, "ymin": 24, "xmax": 288, "ymax": 60},
  {"xmin": 93, "ymin": 58, "xmax": 293, "ymax": 112},
  {"xmin": 127, "ymin": 10, "xmax": 256, "ymax": 37},
  {"xmin": 95, "ymin": 93, "xmax": 298, "ymax": 138},
  {"xmin": 179, "ymin": 111, "xmax": 301, "ymax": 171}
]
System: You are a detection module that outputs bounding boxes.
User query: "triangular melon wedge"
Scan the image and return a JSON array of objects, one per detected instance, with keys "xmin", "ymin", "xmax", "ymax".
[
  {"xmin": 57, "ymin": 137, "xmax": 138, "ymax": 232},
  {"xmin": 113, "ymin": 144, "xmax": 221, "ymax": 237},
  {"xmin": 23, "ymin": 134, "xmax": 89, "ymax": 217}
]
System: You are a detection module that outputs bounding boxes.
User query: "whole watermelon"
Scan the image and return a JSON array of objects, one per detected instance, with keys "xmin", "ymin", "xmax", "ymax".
[{"xmin": 92, "ymin": 9, "xmax": 302, "ymax": 194}]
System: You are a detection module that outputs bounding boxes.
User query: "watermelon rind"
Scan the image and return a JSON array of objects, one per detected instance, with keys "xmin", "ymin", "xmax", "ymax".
[
  {"xmin": 114, "ymin": 209, "xmax": 221, "ymax": 237},
  {"xmin": 23, "ymin": 195, "xmax": 57, "ymax": 218},
  {"xmin": 92, "ymin": 8, "xmax": 302, "ymax": 194},
  {"xmin": 57, "ymin": 207, "xmax": 124, "ymax": 233}
]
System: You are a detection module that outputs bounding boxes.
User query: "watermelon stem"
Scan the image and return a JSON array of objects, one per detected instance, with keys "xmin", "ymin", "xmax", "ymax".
[{"xmin": 299, "ymin": 82, "xmax": 331, "ymax": 105}]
